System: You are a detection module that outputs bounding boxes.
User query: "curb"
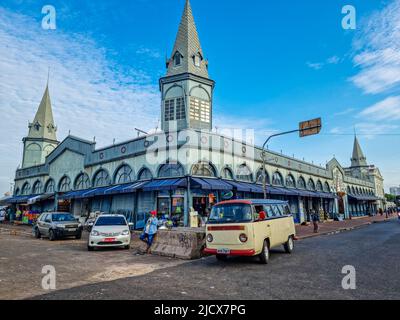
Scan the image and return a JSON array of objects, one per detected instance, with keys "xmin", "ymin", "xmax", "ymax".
[{"xmin": 295, "ymin": 218, "xmax": 394, "ymax": 240}]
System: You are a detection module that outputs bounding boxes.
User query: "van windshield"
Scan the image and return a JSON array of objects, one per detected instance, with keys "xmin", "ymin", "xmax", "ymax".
[{"xmin": 208, "ymin": 204, "xmax": 253, "ymax": 224}]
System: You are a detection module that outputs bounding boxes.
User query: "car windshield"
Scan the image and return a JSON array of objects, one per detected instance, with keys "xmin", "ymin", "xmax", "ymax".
[
  {"xmin": 52, "ymin": 214, "xmax": 76, "ymax": 222},
  {"xmin": 95, "ymin": 216, "xmax": 126, "ymax": 226},
  {"xmin": 208, "ymin": 203, "xmax": 253, "ymax": 224}
]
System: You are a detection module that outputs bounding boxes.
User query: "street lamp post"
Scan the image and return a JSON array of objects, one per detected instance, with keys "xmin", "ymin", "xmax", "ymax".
[{"xmin": 261, "ymin": 118, "xmax": 322, "ymax": 200}]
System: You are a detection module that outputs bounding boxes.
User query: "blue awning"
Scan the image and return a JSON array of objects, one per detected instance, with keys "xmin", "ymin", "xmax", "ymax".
[
  {"xmin": 80, "ymin": 186, "xmax": 110, "ymax": 198},
  {"xmin": 6, "ymin": 195, "xmax": 31, "ymax": 204},
  {"xmin": 348, "ymin": 194, "xmax": 379, "ymax": 201},
  {"xmin": 59, "ymin": 190, "xmax": 87, "ymax": 200},
  {"xmin": 225, "ymin": 181, "xmax": 253, "ymax": 192},
  {"xmin": 191, "ymin": 178, "xmax": 233, "ymax": 191},
  {"xmin": 142, "ymin": 178, "xmax": 187, "ymax": 191},
  {"xmin": 120, "ymin": 181, "xmax": 148, "ymax": 193}
]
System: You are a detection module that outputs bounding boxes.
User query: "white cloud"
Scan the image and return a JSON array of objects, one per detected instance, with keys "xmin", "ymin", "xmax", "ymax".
[
  {"xmin": 359, "ymin": 96, "xmax": 400, "ymax": 121},
  {"xmin": 306, "ymin": 62, "xmax": 324, "ymax": 70},
  {"xmin": 333, "ymin": 108, "xmax": 356, "ymax": 117},
  {"xmin": 306, "ymin": 55, "xmax": 341, "ymax": 70},
  {"xmin": 350, "ymin": 0, "xmax": 400, "ymax": 94},
  {"xmin": 0, "ymin": 7, "xmax": 160, "ymax": 194}
]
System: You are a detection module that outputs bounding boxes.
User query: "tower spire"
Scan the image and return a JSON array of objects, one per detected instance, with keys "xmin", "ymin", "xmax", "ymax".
[
  {"xmin": 351, "ymin": 136, "xmax": 367, "ymax": 167},
  {"xmin": 27, "ymin": 81, "xmax": 57, "ymax": 141},
  {"xmin": 166, "ymin": 0, "xmax": 209, "ymax": 78}
]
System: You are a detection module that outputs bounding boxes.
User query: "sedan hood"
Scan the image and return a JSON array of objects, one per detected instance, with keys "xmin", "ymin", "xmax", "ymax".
[{"xmin": 92, "ymin": 225, "xmax": 129, "ymax": 233}]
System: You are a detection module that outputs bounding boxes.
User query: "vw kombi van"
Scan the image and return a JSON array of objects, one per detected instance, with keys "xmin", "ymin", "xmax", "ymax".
[{"xmin": 204, "ymin": 199, "xmax": 296, "ymax": 264}]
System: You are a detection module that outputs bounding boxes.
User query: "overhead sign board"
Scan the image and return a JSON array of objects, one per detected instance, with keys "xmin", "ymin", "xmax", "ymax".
[{"xmin": 299, "ymin": 118, "xmax": 322, "ymax": 137}]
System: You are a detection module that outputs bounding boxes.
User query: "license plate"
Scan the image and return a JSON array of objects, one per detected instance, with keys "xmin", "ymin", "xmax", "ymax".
[
  {"xmin": 104, "ymin": 238, "xmax": 116, "ymax": 242},
  {"xmin": 217, "ymin": 248, "xmax": 231, "ymax": 255},
  {"xmin": 68, "ymin": 228, "xmax": 76, "ymax": 232}
]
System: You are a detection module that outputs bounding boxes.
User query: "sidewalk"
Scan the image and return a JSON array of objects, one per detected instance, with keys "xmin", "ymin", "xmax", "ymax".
[{"xmin": 295, "ymin": 215, "xmax": 396, "ymax": 240}]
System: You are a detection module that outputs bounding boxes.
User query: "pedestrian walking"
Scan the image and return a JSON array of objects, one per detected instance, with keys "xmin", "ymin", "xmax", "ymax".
[
  {"xmin": 140, "ymin": 210, "xmax": 159, "ymax": 253},
  {"xmin": 312, "ymin": 210, "xmax": 320, "ymax": 233}
]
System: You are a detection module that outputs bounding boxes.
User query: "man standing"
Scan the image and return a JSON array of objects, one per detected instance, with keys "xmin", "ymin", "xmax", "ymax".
[
  {"xmin": 140, "ymin": 210, "xmax": 158, "ymax": 253},
  {"xmin": 312, "ymin": 209, "xmax": 320, "ymax": 233}
]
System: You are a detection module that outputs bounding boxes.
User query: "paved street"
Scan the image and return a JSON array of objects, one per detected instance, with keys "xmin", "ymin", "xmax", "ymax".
[{"xmin": 1, "ymin": 219, "xmax": 397, "ymax": 300}]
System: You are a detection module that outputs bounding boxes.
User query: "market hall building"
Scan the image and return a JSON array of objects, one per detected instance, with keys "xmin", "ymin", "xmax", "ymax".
[{"xmin": 8, "ymin": 0, "xmax": 385, "ymax": 227}]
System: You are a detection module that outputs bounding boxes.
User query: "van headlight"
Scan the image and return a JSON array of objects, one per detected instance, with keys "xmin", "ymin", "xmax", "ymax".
[
  {"xmin": 91, "ymin": 230, "xmax": 100, "ymax": 236},
  {"xmin": 122, "ymin": 230, "xmax": 130, "ymax": 235},
  {"xmin": 207, "ymin": 234, "xmax": 213, "ymax": 243},
  {"xmin": 239, "ymin": 233, "xmax": 248, "ymax": 243}
]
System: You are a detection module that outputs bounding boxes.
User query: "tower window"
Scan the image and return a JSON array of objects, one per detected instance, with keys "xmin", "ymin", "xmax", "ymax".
[
  {"xmin": 190, "ymin": 97, "xmax": 210, "ymax": 123},
  {"xmin": 164, "ymin": 99, "xmax": 175, "ymax": 121},
  {"xmin": 175, "ymin": 98, "xmax": 186, "ymax": 120},
  {"xmin": 174, "ymin": 52, "xmax": 181, "ymax": 66},
  {"xmin": 193, "ymin": 54, "xmax": 201, "ymax": 67}
]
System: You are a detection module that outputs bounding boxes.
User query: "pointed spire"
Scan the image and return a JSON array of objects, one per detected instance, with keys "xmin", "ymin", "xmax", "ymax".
[
  {"xmin": 166, "ymin": 0, "xmax": 209, "ymax": 78},
  {"xmin": 28, "ymin": 82, "xmax": 57, "ymax": 141},
  {"xmin": 351, "ymin": 135, "xmax": 367, "ymax": 167}
]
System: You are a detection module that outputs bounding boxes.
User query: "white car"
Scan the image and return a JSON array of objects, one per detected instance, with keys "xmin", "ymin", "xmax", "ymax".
[{"xmin": 88, "ymin": 214, "xmax": 133, "ymax": 251}]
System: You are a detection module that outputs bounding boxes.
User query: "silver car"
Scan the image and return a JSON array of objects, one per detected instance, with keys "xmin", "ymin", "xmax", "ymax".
[
  {"xmin": 88, "ymin": 214, "xmax": 132, "ymax": 251},
  {"xmin": 34, "ymin": 212, "xmax": 83, "ymax": 241}
]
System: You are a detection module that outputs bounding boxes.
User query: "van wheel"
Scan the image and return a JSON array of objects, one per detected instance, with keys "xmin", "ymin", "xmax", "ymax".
[
  {"xmin": 75, "ymin": 232, "xmax": 82, "ymax": 240},
  {"xmin": 284, "ymin": 236, "xmax": 294, "ymax": 254},
  {"xmin": 216, "ymin": 254, "xmax": 228, "ymax": 261},
  {"xmin": 259, "ymin": 240, "xmax": 270, "ymax": 264}
]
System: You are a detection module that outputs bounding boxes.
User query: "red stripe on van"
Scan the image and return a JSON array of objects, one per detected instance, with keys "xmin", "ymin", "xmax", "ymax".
[{"xmin": 207, "ymin": 226, "xmax": 245, "ymax": 231}]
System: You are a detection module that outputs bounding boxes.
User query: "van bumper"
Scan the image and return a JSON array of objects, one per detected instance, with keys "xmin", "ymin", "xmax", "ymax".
[{"xmin": 204, "ymin": 248, "xmax": 256, "ymax": 256}]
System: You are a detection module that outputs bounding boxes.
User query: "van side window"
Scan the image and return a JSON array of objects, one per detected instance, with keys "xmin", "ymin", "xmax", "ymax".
[
  {"xmin": 272, "ymin": 205, "xmax": 282, "ymax": 217},
  {"xmin": 263, "ymin": 205, "xmax": 274, "ymax": 218},
  {"xmin": 283, "ymin": 205, "xmax": 291, "ymax": 216}
]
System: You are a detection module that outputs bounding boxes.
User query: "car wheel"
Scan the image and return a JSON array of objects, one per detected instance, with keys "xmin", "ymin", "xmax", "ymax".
[
  {"xmin": 216, "ymin": 254, "xmax": 228, "ymax": 261},
  {"xmin": 34, "ymin": 227, "xmax": 41, "ymax": 239},
  {"xmin": 75, "ymin": 232, "xmax": 82, "ymax": 240},
  {"xmin": 87, "ymin": 245, "xmax": 94, "ymax": 251},
  {"xmin": 259, "ymin": 240, "xmax": 270, "ymax": 264},
  {"xmin": 124, "ymin": 244, "xmax": 130, "ymax": 250},
  {"xmin": 284, "ymin": 236, "xmax": 294, "ymax": 254},
  {"xmin": 49, "ymin": 229, "xmax": 56, "ymax": 241}
]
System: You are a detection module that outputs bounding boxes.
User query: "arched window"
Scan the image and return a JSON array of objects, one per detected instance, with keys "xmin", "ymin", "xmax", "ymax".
[
  {"xmin": 324, "ymin": 182, "xmax": 330, "ymax": 193},
  {"xmin": 59, "ymin": 176, "xmax": 71, "ymax": 192},
  {"xmin": 352, "ymin": 186, "xmax": 356, "ymax": 194},
  {"xmin": 21, "ymin": 182, "xmax": 31, "ymax": 195},
  {"xmin": 316, "ymin": 180, "xmax": 323, "ymax": 192},
  {"xmin": 74, "ymin": 173, "xmax": 90, "ymax": 190},
  {"xmin": 158, "ymin": 162, "xmax": 184, "ymax": 178},
  {"xmin": 297, "ymin": 177, "xmax": 306, "ymax": 189},
  {"xmin": 236, "ymin": 164, "xmax": 253, "ymax": 182},
  {"xmin": 256, "ymin": 169, "xmax": 270, "ymax": 184},
  {"xmin": 14, "ymin": 188, "xmax": 20, "ymax": 196},
  {"xmin": 347, "ymin": 186, "xmax": 351, "ymax": 194},
  {"xmin": 222, "ymin": 167, "xmax": 234, "ymax": 180},
  {"xmin": 45, "ymin": 179, "xmax": 55, "ymax": 193},
  {"xmin": 191, "ymin": 162, "xmax": 216, "ymax": 177},
  {"xmin": 307, "ymin": 179, "xmax": 316, "ymax": 191},
  {"xmin": 138, "ymin": 168, "xmax": 152, "ymax": 181},
  {"xmin": 114, "ymin": 164, "xmax": 133, "ymax": 184},
  {"xmin": 32, "ymin": 180, "xmax": 42, "ymax": 194},
  {"xmin": 285, "ymin": 174, "xmax": 296, "ymax": 188},
  {"xmin": 272, "ymin": 172, "xmax": 284, "ymax": 186},
  {"xmin": 93, "ymin": 169, "xmax": 111, "ymax": 187}
]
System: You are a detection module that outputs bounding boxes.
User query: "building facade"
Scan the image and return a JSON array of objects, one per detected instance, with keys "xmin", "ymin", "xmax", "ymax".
[{"xmin": 9, "ymin": 0, "xmax": 385, "ymax": 227}]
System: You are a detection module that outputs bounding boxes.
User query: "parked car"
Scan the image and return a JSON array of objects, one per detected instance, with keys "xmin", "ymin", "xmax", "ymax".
[
  {"xmin": 204, "ymin": 199, "xmax": 296, "ymax": 264},
  {"xmin": 88, "ymin": 214, "xmax": 133, "ymax": 251},
  {"xmin": 33, "ymin": 212, "xmax": 82, "ymax": 241}
]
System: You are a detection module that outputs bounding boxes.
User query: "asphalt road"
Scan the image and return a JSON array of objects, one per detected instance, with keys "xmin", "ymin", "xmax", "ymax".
[{"xmin": 33, "ymin": 219, "xmax": 400, "ymax": 300}]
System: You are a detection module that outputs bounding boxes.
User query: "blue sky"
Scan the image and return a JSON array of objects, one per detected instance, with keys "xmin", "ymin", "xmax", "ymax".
[{"xmin": 0, "ymin": 0, "xmax": 399, "ymax": 194}]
